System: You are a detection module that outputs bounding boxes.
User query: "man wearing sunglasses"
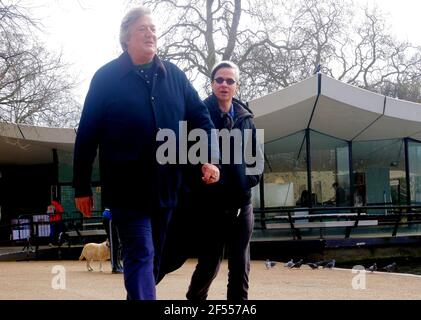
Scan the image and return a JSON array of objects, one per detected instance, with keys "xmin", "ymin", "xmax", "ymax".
[{"xmin": 185, "ymin": 61, "xmax": 261, "ymax": 301}]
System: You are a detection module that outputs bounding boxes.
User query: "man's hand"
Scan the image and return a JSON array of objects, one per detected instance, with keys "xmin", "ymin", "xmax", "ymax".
[
  {"xmin": 75, "ymin": 196, "xmax": 94, "ymax": 217},
  {"xmin": 201, "ymin": 163, "xmax": 220, "ymax": 184}
]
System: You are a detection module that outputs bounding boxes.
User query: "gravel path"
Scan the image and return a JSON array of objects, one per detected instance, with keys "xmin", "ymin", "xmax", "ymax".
[{"xmin": 1, "ymin": 259, "xmax": 420, "ymax": 300}]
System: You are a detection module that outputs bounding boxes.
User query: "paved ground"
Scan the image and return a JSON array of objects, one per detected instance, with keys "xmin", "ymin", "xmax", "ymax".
[{"xmin": 1, "ymin": 259, "xmax": 421, "ymax": 300}]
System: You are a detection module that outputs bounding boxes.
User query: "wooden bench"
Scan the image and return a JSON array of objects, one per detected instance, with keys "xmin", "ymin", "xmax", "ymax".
[
  {"xmin": 58, "ymin": 229, "xmax": 106, "ymax": 247},
  {"xmin": 65, "ymin": 229, "xmax": 106, "ymax": 237},
  {"xmin": 81, "ymin": 222, "xmax": 104, "ymax": 229},
  {"xmin": 274, "ymin": 212, "xmax": 367, "ymax": 219},
  {"xmin": 266, "ymin": 219, "xmax": 378, "ymax": 229},
  {"xmin": 265, "ymin": 212, "xmax": 378, "ymax": 239}
]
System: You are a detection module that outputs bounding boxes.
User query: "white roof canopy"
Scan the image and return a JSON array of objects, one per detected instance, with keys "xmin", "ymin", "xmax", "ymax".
[
  {"xmin": 249, "ymin": 73, "xmax": 421, "ymax": 143},
  {"xmin": 0, "ymin": 123, "xmax": 75, "ymax": 165}
]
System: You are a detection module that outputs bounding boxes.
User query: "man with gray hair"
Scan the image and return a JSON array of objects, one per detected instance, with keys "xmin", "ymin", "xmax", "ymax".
[{"xmin": 73, "ymin": 6, "xmax": 220, "ymax": 300}]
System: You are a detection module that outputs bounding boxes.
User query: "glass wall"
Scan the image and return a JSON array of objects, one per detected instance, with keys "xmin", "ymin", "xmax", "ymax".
[
  {"xmin": 263, "ymin": 131, "xmax": 308, "ymax": 208},
  {"xmin": 262, "ymin": 133, "xmax": 411, "ymax": 209},
  {"xmin": 261, "ymin": 130, "xmax": 351, "ymax": 208},
  {"xmin": 256, "ymin": 129, "xmax": 421, "ymax": 240},
  {"xmin": 255, "ymin": 121, "xmax": 421, "ymax": 241},
  {"xmin": 408, "ymin": 140, "xmax": 421, "ymax": 204},
  {"xmin": 310, "ymin": 131, "xmax": 350, "ymax": 207},
  {"xmin": 353, "ymin": 139, "xmax": 406, "ymax": 207}
]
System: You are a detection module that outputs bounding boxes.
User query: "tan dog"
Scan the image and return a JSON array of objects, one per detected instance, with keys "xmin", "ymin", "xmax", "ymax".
[{"xmin": 79, "ymin": 240, "xmax": 110, "ymax": 272}]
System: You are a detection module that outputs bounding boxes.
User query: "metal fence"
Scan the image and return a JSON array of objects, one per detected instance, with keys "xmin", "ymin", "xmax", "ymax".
[
  {"xmin": 3, "ymin": 205, "xmax": 421, "ymax": 256},
  {"xmin": 253, "ymin": 205, "xmax": 421, "ymax": 241},
  {"xmin": 0, "ymin": 211, "xmax": 105, "ymax": 252}
]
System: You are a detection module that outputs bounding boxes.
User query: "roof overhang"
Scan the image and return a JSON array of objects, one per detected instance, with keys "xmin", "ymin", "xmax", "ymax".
[
  {"xmin": 0, "ymin": 123, "xmax": 76, "ymax": 166},
  {"xmin": 249, "ymin": 73, "xmax": 421, "ymax": 143}
]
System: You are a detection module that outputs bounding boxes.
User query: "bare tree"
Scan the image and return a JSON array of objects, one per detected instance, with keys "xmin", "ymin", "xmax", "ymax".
[
  {"xmin": 129, "ymin": 0, "xmax": 299, "ymax": 98},
  {"xmin": 328, "ymin": 5, "xmax": 421, "ymax": 101},
  {"xmin": 127, "ymin": 0, "xmax": 421, "ymax": 103},
  {"xmin": 0, "ymin": 0, "xmax": 81, "ymax": 127}
]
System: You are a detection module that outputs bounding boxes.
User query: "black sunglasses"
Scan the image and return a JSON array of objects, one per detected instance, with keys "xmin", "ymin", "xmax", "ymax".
[{"xmin": 214, "ymin": 77, "xmax": 236, "ymax": 85}]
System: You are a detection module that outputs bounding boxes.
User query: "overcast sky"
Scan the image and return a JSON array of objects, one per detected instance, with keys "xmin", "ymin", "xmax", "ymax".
[
  {"xmin": 28, "ymin": 0, "xmax": 421, "ymax": 104},
  {"xmin": 356, "ymin": 0, "xmax": 421, "ymax": 43}
]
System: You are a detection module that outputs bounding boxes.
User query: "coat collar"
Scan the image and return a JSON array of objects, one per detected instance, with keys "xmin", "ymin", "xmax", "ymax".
[
  {"xmin": 117, "ymin": 51, "xmax": 167, "ymax": 79},
  {"xmin": 205, "ymin": 94, "xmax": 253, "ymax": 119}
]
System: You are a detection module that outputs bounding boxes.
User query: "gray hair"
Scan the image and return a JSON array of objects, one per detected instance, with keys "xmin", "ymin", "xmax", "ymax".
[
  {"xmin": 210, "ymin": 60, "xmax": 240, "ymax": 83},
  {"xmin": 120, "ymin": 6, "xmax": 152, "ymax": 51}
]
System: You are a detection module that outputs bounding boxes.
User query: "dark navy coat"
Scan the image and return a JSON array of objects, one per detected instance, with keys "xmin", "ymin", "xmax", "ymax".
[{"xmin": 73, "ymin": 52, "xmax": 218, "ymax": 213}]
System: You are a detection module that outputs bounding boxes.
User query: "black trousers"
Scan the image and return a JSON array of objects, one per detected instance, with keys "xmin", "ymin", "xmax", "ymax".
[
  {"xmin": 49, "ymin": 220, "xmax": 63, "ymax": 245},
  {"xmin": 186, "ymin": 203, "xmax": 254, "ymax": 301}
]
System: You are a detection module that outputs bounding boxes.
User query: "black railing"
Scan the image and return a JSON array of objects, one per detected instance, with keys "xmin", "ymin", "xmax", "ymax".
[
  {"xmin": 0, "ymin": 211, "xmax": 106, "ymax": 256},
  {"xmin": 3, "ymin": 206, "xmax": 421, "ymax": 254},
  {"xmin": 253, "ymin": 205, "xmax": 421, "ymax": 240}
]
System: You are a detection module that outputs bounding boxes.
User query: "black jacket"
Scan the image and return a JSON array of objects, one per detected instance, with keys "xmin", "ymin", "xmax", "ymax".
[
  {"xmin": 156, "ymin": 94, "xmax": 262, "ymax": 283},
  {"xmin": 186, "ymin": 94, "xmax": 261, "ymax": 210}
]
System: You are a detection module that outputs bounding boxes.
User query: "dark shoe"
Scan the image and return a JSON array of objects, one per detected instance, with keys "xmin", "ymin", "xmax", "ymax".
[{"xmin": 112, "ymin": 267, "xmax": 123, "ymax": 274}]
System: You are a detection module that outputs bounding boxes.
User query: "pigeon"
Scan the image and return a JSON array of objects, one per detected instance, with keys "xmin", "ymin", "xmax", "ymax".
[
  {"xmin": 367, "ymin": 263, "xmax": 377, "ymax": 272},
  {"xmin": 290, "ymin": 259, "xmax": 303, "ymax": 269},
  {"xmin": 306, "ymin": 262, "xmax": 319, "ymax": 270},
  {"xmin": 323, "ymin": 259, "xmax": 336, "ymax": 269},
  {"xmin": 284, "ymin": 259, "xmax": 294, "ymax": 268},
  {"xmin": 383, "ymin": 262, "xmax": 397, "ymax": 273},
  {"xmin": 314, "ymin": 260, "xmax": 326, "ymax": 267},
  {"xmin": 265, "ymin": 259, "xmax": 276, "ymax": 269}
]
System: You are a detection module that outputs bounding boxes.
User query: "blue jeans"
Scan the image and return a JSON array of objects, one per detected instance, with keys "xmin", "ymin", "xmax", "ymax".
[{"xmin": 113, "ymin": 208, "xmax": 172, "ymax": 300}]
